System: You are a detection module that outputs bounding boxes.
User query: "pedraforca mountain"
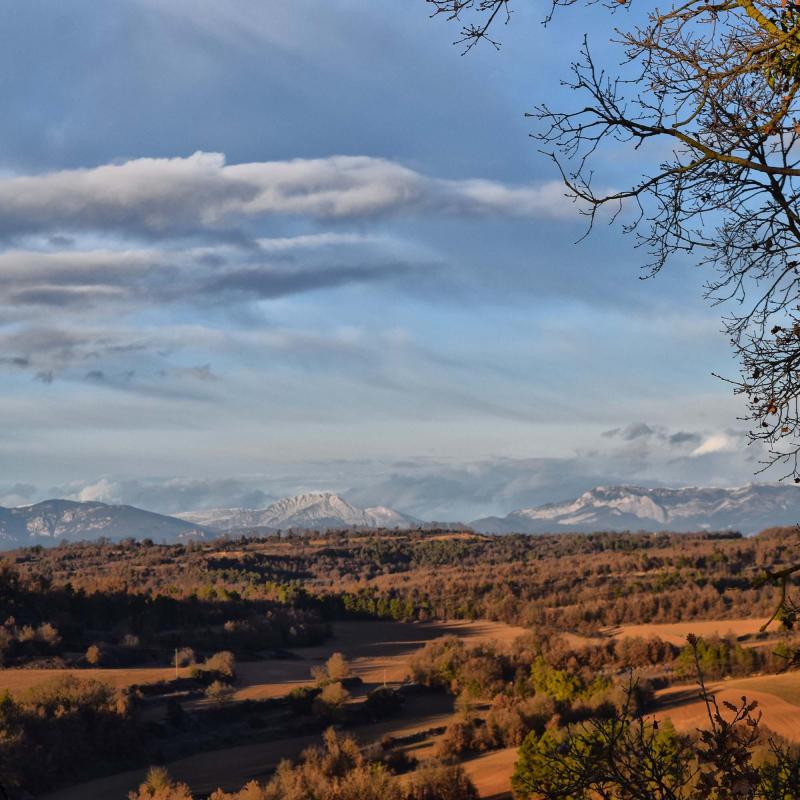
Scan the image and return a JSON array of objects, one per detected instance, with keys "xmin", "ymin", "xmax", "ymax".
[
  {"xmin": 175, "ymin": 491, "xmax": 418, "ymax": 532},
  {"xmin": 470, "ymin": 484, "xmax": 800, "ymax": 535}
]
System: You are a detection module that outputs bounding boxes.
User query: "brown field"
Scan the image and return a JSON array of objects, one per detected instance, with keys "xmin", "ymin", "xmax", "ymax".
[
  {"xmin": 0, "ymin": 618, "xmax": 527, "ymax": 702},
  {"xmin": 605, "ymin": 617, "xmax": 771, "ymax": 646},
  {"xmin": 657, "ymin": 672, "xmax": 800, "ymax": 742},
  {"xmin": 234, "ymin": 618, "xmax": 528, "ymax": 701},
  {"xmin": 0, "ymin": 665, "xmax": 192, "ymax": 696},
  {"xmin": 463, "ymin": 747, "xmax": 517, "ymax": 799}
]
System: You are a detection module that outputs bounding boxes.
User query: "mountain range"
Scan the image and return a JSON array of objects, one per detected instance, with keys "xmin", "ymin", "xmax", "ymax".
[
  {"xmin": 470, "ymin": 484, "xmax": 800, "ymax": 534},
  {"xmin": 2, "ymin": 484, "xmax": 800, "ymax": 549}
]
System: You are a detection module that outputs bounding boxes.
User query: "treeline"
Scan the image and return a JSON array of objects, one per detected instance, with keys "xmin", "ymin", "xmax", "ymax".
[{"xmin": 0, "ymin": 555, "xmax": 328, "ymax": 668}]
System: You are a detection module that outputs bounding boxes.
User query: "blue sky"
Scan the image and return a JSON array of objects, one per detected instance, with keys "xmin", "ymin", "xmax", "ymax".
[{"xmin": 0, "ymin": 1, "xmax": 770, "ymax": 518}]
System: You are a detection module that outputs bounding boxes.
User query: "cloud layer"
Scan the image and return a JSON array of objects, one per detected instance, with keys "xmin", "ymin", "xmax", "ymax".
[{"xmin": 0, "ymin": 152, "xmax": 576, "ymax": 238}]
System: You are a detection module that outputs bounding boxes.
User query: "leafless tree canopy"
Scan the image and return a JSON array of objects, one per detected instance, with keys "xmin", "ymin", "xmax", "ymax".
[{"xmin": 429, "ymin": 0, "xmax": 800, "ymax": 481}]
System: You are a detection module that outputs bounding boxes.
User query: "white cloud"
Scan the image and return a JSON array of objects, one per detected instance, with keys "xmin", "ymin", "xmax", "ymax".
[
  {"xmin": 75, "ymin": 477, "xmax": 116, "ymax": 502},
  {"xmin": 690, "ymin": 433, "xmax": 737, "ymax": 457},
  {"xmin": 0, "ymin": 152, "xmax": 580, "ymax": 237}
]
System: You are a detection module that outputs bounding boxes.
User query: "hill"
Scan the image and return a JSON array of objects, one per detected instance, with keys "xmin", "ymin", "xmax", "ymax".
[{"xmin": 0, "ymin": 499, "xmax": 206, "ymax": 548}]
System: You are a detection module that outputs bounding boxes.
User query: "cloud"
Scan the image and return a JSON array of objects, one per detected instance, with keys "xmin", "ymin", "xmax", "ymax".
[
  {"xmin": 62, "ymin": 476, "xmax": 277, "ymax": 514},
  {"xmin": 602, "ymin": 422, "xmax": 657, "ymax": 441},
  {"xmin": 0, "ymin": 152, "xmax": 579, "ymax": 238},
  {"xmin": 205, "ymin": 262, "xmax": 414, "ymax": 300},
  {"xmin": 690, "ymin": 433, "xmax": 737, "ymax": 457},
  {"xmin": 0, "ymin": 243, "xmax": 414, "ymax": 312},
  {"xmin": 0, "ymin": 482, "xmax": 37, "ymax": 507}
]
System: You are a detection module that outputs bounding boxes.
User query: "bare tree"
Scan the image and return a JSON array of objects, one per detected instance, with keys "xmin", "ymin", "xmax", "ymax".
[
  {"xmin": 429, "ymin": 0, "xmax": 800, "ymax": 482},
  {"xmin": 429, "ymin": 0, "xmax": 800, "ymax": 630}
]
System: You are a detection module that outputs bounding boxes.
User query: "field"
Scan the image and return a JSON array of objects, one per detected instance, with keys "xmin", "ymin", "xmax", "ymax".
[
  {"xmin": 0, "ymin": 618, "xmax": 525, "ymax": 699},
  {"xmin": 604, "ymin": 617, "xmax": 772, "ymax": 646},
  {"xmin": 0, "ymin": 665, "xmax": 192, "ymax": 696},
  {"xmin": 463, "ymin": 748, "xmax": 518, "ymax": 800},
  {"xmin": 38, "ymin": 618, "xmax": 526, "ymax": 800},
  {"xmin": 657, "ymin": 672, "xmax": 800, "ymax": 742}
]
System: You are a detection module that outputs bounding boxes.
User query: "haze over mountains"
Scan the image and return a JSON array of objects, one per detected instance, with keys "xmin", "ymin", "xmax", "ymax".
[{"xmin": 2, "ymin": 485, "xmax": 800, "ymax": 548}]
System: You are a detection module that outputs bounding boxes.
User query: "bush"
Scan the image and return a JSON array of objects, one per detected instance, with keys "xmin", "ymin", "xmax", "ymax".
[
  {"xmin": 312, "ymin": 681, "xmax": 350, "ymax": 721},
  {"xmin": 0, "ymin": 676, "xmax": 140, "ymax": 794},
  {"xmin": 204, "ymin": 650, "xmax": 236, "ymax": 680},
  {"xmin": 364, "ymin": 686, "xmax": 404, "ymax": 720},
  {"xmin": 129, "ymin": 766, "xmax": 193, "ymax": 800},
  {"xmin": 175, "ymin": 647, "xmax": 196, "ymax": 667},
  {"xmin": 311, "ymin": 651, "xmax": 352, "ymax": 684},
  {"xmin": 205, "ymin": 680, "xmax": 234, "ymax": 705},
  {"xmin": 287, "ymin": 685, "xmax": 322, "ymax": 715},
  {"xmin": 85, "ymin": 643, "xmax": 104, "ymax": 666},
  {"xmin": 406, "ymin": 762, "xmax": 479, "ymax": 800}
]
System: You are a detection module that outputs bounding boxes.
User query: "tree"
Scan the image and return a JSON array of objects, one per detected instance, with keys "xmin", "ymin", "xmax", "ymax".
[
  {"xmin": 85, "ymin": 643, "xmax": 103, "ymax": 666},
  {"xmin": 129, "ymin": 767, "xmax": 193, "ymax": 800},
  {"xmin": 430, "ymin": 0, "xmax": 800, "ymax": 475},
  {"xmin": 511, "ymin": 686, "xmax": 797, "ymax": 799},
  {"xmin": 428, "ymin": 0, "xmax": 800, "ymax": 634},
  {"xmin": 325, "ymin": 651, "xmax": 351, "ymax": 681}
]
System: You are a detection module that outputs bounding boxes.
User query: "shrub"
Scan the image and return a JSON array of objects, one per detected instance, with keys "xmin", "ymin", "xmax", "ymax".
[
  {"xmin": 311, "ymin": 651, "xmax": 352, "ymax": 684},
  {"xmin": 204, "ymin": 651, "xmax": 236, "ymax": 680},
  {"xmin": 175, "ymin": 647, "xmax": 196, "ymax": 667},
  {"xmin": 129, "ymin": 766, "xmax": 193, "ymax": 800},
  {"xmin": 205, "ymin": 680, "xmax": 234, "ymax": 705},
  {"xmin": 406, "ymin": 762, "xmax": 479, "ymax": 800},
  {"xmin": 312, "ymin": 681, "xmax": 350, "ymax": 721},
  {"xmin": 85, "ymin": 643, "xmax": 104, "ymax": 666},
  {"xmin": 287, "ymin": 685, "xmax": 321, "ymax": 715}
]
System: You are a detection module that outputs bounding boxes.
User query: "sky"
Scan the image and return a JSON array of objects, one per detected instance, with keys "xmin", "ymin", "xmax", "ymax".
[{"xmin": 0, "ymin": 1, "xmax": 774, "ymax": 519}]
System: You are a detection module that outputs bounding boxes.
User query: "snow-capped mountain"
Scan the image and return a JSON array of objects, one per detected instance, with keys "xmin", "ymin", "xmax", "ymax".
[
  {"xmin": 176, "ymin": 492, "xmax": 418, "ymax": 532},
  {"xmin": 0, "ymin": 500, "xmax": 207, "ymax": 549},
  {"xmin": 471, "ymin": 484, "xmax": 800, "ymax": 535}
]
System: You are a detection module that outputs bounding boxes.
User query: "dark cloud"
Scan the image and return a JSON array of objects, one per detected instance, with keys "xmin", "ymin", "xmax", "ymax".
[
  {"xmin": 205, "ymin": 263, "xmax": 412, "ymax": 299},
  {"xmin": 669, "ymin": 431, "xmax": 702, "ymax": 446},
  {"xmin": 602, "ymin": 423, "xmax": 657, "ymax": 441}
]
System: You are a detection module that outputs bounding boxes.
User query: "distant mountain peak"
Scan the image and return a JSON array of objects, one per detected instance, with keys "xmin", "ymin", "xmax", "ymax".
[
  {"xmin": 176, "ymin": 492, "xmax": 418, "ymax": 532},
  {"xmin": 471, "ymin": 483, "xmax": 800, "ymax": 535},
  {"xmin": 0, "ymin": 499, "xmax": 207, "ymax": 549}
]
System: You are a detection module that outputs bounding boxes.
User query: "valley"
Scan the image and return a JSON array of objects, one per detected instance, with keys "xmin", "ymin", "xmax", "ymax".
[{"xmin": 1, "ymin": 527, "xmax": 799, "ymax": 799}]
